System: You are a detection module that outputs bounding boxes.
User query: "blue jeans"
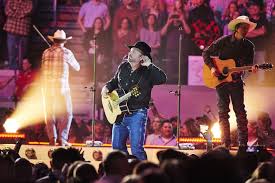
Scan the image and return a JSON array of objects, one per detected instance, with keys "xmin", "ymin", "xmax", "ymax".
[
  {"xmin": 112, "ymin": 108, "xmax": 148, "ymax": 160},
  {"xmin": 7, "ymin": 33, "xmax": 28, "ymax": 69}
]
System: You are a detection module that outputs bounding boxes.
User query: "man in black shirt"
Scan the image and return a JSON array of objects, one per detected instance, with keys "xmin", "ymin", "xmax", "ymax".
[
  {"xmin": 202, "ymin": 16, "xmax": 258, "ymax": 150},
  {"xmin": 101, "ymin": 41, "xmax": 166, "ymax": 160}
]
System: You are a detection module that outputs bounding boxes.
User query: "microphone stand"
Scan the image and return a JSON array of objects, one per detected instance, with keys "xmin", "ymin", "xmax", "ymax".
[
  {"xmin": 176, "ymin": 27, "xmax": 183, "ymax": 148},
  {"xmin": 89, "ymin": 36, "xmax": 97, "ymax": 146},
  {"xmin": 170, "ymin": 26, "xmax": 183, "ymax": 149}
]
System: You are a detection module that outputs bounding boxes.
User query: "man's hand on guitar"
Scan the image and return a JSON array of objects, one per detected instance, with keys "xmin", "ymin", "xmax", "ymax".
[{"xmin": 101, "ymin": 86, "xmax": 109, "ymax": 98}]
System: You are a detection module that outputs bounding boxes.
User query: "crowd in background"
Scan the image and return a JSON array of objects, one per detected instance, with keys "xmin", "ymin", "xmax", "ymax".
[{"xmin": 0, "ymin": 0, "xmax": 275, "ymax": 84}]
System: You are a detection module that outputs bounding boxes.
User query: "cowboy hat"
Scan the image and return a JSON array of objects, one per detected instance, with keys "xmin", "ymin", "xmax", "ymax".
[
  {"xmin": 128, "ymin": 41, "xmax": 152, "ymax": 61},
  {"xmin": 48, "ymin": 30, "xmax": 72, "ymax": 42},
  {"xmin": 228, "ymin": 15, "xmax": 257, "ymax": 32}
]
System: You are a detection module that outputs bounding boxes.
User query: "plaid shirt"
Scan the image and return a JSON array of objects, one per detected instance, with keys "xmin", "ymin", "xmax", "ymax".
[
  {"xmin": 42, "ymin": 45, "xmax": 80, "ymax": 92},
  {"xmin": 3, "ymin": 0, "xmax": 33, "ymax": 36}
]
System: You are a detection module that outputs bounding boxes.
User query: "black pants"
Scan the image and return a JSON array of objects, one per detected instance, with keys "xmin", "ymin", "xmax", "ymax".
[{"xmin": 216, "ymin": 81, "xmax": 248, "ymax": 146}]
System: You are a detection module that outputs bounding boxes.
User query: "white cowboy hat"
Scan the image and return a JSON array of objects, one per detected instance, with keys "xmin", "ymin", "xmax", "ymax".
[
  {"xmin": 228, "ymin": 15, "xmax": 257, "ymax": 32},
  {"xmin": 48, "ymin": 30, "xmax": 72, "ymax": 42}
]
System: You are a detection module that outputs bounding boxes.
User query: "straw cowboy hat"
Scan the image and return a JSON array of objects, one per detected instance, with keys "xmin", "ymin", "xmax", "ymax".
[
  {"xmin": 48, "ymin": 30, "xmax": 72, "ymax": 42},
  {"xmin": 228, "ymin": 15, "xmax": 257, "ymax": 32}
]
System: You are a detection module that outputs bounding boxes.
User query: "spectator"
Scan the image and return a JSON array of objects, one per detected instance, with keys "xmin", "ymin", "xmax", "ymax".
[
  {"xmin": 14, "ymin": 158, "xmax": 33, "ymax": 183},
  {"xmin": 265, "ymin": 0, "xmax": 275, "ymax": 21},
  {"xmin": 245, "ymin": 162, "xmax": 275, "ymax": 183},
  {"xmin": 112, "ymin": 0, "xmax": 142, "ymax": 33},
  {"xmin": 169, "ymin": 116, "xmax": 178, "ymax": 134},
  {"xmin": 0, "ymin": 0, "xmax": 7, "ymax": 66},
  {"xmin": 112, "ymin": 17, "xmax": 136, "ymax": 68},
  {"xmin": 247, "ymin": 121, "xmax": 263, "ymax": 147},
  {"xmin": 149, "ymin": 121, "xmax": 177, "ymax": 146},
  {"xmin": 133, "ymin": 161, "xmax": 159, "ymax": 175},
  {"xmin": 140, "ymin": 168, "xmax": 169, "ymax": 183},
  {"xmin": 78, "ymin": 0, "xmax": 111, "ymax": 33},
  {"xmin": 161, "ymin": 1, "xmax": 191, "ymax": 84},
  {"xmin": 236, "ymin": 0, "xmax": 248, "ymax": 15},
  {"xmin": 139, "ymin": 14, "xmax": 162, "ymax": 63},
  {"xmin": 103, "ymin": 123, "xmax": 112, "ymax": 144},
  {"xmin": 3, "ymin": 0, "xmax": 33, "ymax": 69},
  {"xmin": 140, "ymin": 0, "xmax": 165, "ymax": 12},
  {"xmin": 66, "ymin": 161, "xmax": 98, "ymax": 183},
  {"xmin": 145, "ymin": 117, "xmax": 162, "ymax": 144},
  {"xmin": 35, "ymin": 148, "xmax": 69, "ymax": 183},
  {"xmin": 257, "ymin": 112, "xmax": 275, "ymax": 149},
  {"xmin": 246, "ymin": 1, "xmax": 268, "ymax": 84},
  {"xmin": 222, "ymin": 1, "xmax": 240, "ymax": 35},
  {"xmin": 141, "ymin": 0, "xmax": 167, "ymax": 29},
  {"xmin": 188, "ymin": 0, "xmax": 221, "ymax": 54},
  {"xmin": 209, "ymin": 0, "xmax": 232, "ymax": 14},
  {"xmin": 181, "ymin": 118, "xmax": 200, "ymax": 137},
  {"xmin": 163, "ymin": 0, "xmax": 176, "ymax": 14},
  {"xmin": 69, "ymin": 118, "xmax": 90, "ymax": 143},
  {"xmin": 97, "ymin": 151, "xmax": 130, "ymax": 183},
  {"xmin": 15, "ymin": 58, "xmax": 37, "ymax": 100},
  {"xmin": 85, "ymin": 120, "xmax": 105, "ymax": 143},
  {"xmin": 83, "ymin": 16, "xmax": 112, "ymax": 83},
  {"xmin": 121, "ymin": 174, "xmax": 143, "ymax": 183},
  {"xmin": 32, "ymin": 163, "xmax": 50, "ymax": 182}
]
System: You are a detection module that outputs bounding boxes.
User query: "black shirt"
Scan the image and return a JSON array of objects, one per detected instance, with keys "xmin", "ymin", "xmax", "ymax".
[
  {"xmin": 106, "ymin": 61, "xmax": 167, "ymax": 110},
  {"xmin": 202, "ymin": 34, "xmax": 255, "ymax": 69}
]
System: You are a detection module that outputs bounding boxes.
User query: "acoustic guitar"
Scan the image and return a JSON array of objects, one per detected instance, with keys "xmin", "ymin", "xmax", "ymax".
[
  {"xmin": 102, "ymin": 85, "xmax": 141, "ymax": 124},
  {"xmin": 203, "ymin": 58, "xmax": 273, "ymax": 88}
]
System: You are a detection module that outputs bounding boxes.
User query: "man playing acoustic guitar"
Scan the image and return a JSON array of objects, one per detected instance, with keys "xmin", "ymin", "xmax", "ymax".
[
  {"xmin": 202, "ymin": 16, "xmax": 258, "ymax": 151},
  {"xmin": 101, "ymin": 41, "xmax": 166, "ymax": 160}
]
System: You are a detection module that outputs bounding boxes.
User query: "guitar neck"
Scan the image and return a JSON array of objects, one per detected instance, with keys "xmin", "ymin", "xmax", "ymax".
[
  {"xmin": 117, "ymin": 92, "xmax": 131, "ymax": 104},
  {"xmin": 229, "ymin": 66, "xmax": 252, "ymax": 73}
]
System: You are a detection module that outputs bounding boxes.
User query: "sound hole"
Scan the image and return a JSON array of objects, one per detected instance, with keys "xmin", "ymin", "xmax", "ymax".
[{"xmin": 222, "ymin": 67, "xmax": 229, "ymax": 75}]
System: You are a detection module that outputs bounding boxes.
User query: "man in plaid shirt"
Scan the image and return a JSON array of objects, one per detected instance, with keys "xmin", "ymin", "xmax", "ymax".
[
  {"xmin": 3, "ymin": 0, "xmax": 33, "ymax": 69},
  {"xmin": 42, "ymin": 30, "xmax": 80, "ymax": 146}
]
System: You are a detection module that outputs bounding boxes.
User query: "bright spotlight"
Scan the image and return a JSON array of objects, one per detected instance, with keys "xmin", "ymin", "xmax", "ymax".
[
  {"xmin": 3, "ymin": 118, "xmax": 20, "ymax": 133},
  {"xmin": 211, "ymin": 122, "xmax": 221, "ymax": 138}
]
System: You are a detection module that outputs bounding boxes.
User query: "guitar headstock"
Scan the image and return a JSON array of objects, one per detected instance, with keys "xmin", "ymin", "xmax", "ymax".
[
  {"xmin": 258, "ymin": 63, "xmax": 273, "ymax": 70},
  {"xmin": 131, "ymin": 85, "xmax": 141, "ymax": 97}
]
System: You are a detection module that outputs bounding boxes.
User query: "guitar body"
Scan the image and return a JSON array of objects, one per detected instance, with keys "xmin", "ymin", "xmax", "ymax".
[
  {"xmin": 102, "ymin": 90, "xmax": 124, "ymax": 124},
  {"xmin": 102, "ymin": 86, "xmax": 141, "ymax": 124},
  {"xmin": 203, "ymin": 58, "xmax": 236, "ymax": 88}
]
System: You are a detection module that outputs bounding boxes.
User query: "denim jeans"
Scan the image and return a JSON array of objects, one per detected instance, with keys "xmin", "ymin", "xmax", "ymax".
[
  {"xmin": 112, "ymin": 108, "xmax": 148, "ymax": 160},
  {"xmin": 44, "ymin": 88, "xmax": 73, "ymax": 146},
  {"xmin": 7, "ymin": 33, "xmax": 28, "ymax": 69},
  {"xmin": 216, "ymin": 81, "xmax": 248, "ymax": 147}
]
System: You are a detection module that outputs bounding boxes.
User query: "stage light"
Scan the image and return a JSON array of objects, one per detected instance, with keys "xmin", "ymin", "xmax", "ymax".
[
  {"xmin": 211, "ymin": 122, "xmax": 221, "ymax": 138},
  {"xmin": 3, "ymin": 118, "xmax": 20, "ymax": 133}
]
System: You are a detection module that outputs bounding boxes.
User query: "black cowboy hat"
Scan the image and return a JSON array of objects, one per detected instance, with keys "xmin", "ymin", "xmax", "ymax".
[{"xmin": 128, "ymin": 41, "xmax": 152, "ymax": 61}]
